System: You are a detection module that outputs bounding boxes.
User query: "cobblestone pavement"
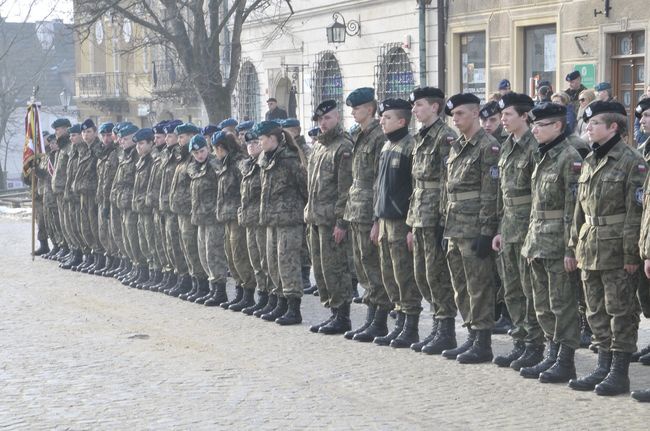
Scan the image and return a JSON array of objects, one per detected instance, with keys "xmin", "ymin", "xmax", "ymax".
[{"xmin": 1, "ymin": 217, "xmax": 649, "ymax": 430}]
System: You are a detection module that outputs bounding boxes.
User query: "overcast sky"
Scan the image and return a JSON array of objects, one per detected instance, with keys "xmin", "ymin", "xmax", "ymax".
[{"xmin": 0, "ymin": 0, "xmax": 73, "ymax": 23}]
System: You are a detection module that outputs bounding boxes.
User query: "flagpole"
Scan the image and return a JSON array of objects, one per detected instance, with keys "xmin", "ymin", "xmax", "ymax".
[{"xmin": 28, "ymin": 86, "xmax": 39, "ymax": 261}]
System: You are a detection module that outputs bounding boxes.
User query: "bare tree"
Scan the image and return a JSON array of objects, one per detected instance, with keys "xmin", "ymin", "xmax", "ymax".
[{"xmin": 74, "ymin": 0, "xmax": 293, "ymax": 124}]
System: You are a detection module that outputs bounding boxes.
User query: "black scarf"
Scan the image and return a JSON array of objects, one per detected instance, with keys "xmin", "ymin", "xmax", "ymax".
[
  {"xmin": 538, "ymin": 132, "xmax": 565, "ymax": 156},
  {"xmin": 592, "ymin": 133, "xmax": 620, "ymax": 160},
  {"xmin": 386, "ymin": 126, "xmax": 409, "ymax": 143}
]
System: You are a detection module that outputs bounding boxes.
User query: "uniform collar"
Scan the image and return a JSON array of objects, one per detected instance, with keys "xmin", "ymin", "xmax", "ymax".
[{"xmin": 462, "ymin": 127, "xmax": 486, "ymax": 146}]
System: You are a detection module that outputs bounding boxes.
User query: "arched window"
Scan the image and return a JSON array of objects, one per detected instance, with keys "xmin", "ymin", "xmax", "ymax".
[
  {"xmin": 311, "ymin": 51, "xmax": 344, "ymax": 120},
  {"xmin": 375, "ymin": 44, "xmax": 415, "ymax": 101},
  {"xmin": 237, "ymin": 61, "xmax": 260, "ymax": 121}
]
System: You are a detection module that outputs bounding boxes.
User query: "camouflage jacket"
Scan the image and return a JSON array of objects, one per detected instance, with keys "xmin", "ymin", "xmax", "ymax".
[
  {"xmin": 566, "ymin": 134, "xmax": 590, "ymax": 159},
  {"xmin": 95, "ymin": 142, "xmax": 119, "ymax": 209},
  {"xmin": 443, "ymin": 128, "xmax": 500, "ymax": 239},
  {"xmin": 344, "ymin": 119, "xmax": 384, "ymax": 225},
  {"xmin": 492, "ymin": 125, "xmax": 509, "ymax": 145},
  {"xmin": 639, "ymin": 138, "xmax": 650, "ymax": 259},
  {"xmin": 188, "ymin": 154, "xmax": 219, "ymax": 226},
  {"xmin": 374, "ymin": 133, "xmax": 414, "ymax": 220},
  {"xmin": 521, "ymin": 137, "xmax": 582, "ymax": 259},
  {"xmin": 295, "ymin": 135, "xmax": 312, "ymax": 160},
  {"xmin": 63, "ymin": 142, "xmax": 80, "ymax": 202},
  {"xmin": 407, "ymin": 117, "xmax": 457, "ymax": 228},
  {"xmin": 169, "ymin": 153, "xmax": 194, "ymax": 216},
  {"xmin": 110, "ymin": 145, "xmax": 139, "ymax": 211},
  {"xmin": 259, "ymin": 144, "xmax": 307, "ymax": 227},
  {"xmin": 72, "ymin": 141, "xmax": 98, "ymax": 195},
  {"xmin": 145, "ymin": 146, "xmax": 167, "ymax": 211},
  {"xmin": 304, "ymin": 125, "xmax": 353, "ymax": 228},
  {"xmin": 238, "ymin": 155, "xmax": 262, "ymax": 227},
  {"xmin": 132, "ymin": 152, "xmax": 154, "ymax": 214},
  {"xmin": 51, "ymin": 135, "xmax": 71, "ymax": 195},
  {"xmin": 159, "ymin": 144, "xmax": 183, "ymax": 213},
  {"xmin": 215, "ymin": 152, "xmax": 244, "ymax": 223},
  {"xmin": 570, "ymin": 136, "xmax": 647, "ymax": 269},
  {"xmin": 35, "ymin": 150, "xmax": 56, "ymax": 206},
  {"xmin": 496, "ymin": 129, "xmax": 536, "ymax": 243}
]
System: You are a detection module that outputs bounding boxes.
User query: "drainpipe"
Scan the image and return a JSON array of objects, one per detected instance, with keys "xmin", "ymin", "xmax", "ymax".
[
  {"xmin": 437, "ymin": 0, "xmax": 446, "ymax": 91},
  {"xmin": 418, "ymin": 0, "xmax": 428, "ymax": 86}
]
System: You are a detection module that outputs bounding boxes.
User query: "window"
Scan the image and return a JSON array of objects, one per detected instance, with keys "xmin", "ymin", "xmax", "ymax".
[
  {"xmin": 237, "ymin": 61, "xmax": 260, "ymax": 122},
  {"xmin": 375, "ymin": 44, "xmax": 415, "ymax": 101},
  {"xmin": 312, "ymin": 51, "xmax": 344, "ymax": 120},
  {"xmin": 524, "ymin": 25, "xmax": 556, "ymax": 89},
  {"xmin": 460, "ymin": 32, "xmax": 486, "ymax": 103}
]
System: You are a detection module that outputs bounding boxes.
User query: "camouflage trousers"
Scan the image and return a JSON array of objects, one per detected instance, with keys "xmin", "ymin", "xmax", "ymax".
[
  {"xmin": 164, "ymin": 212, "xmax": 188, "ymax": 276},
  {"xmin": 98, "ymin": 203, "xmax": 118, "ymax": 255},
  {"xmin": 65, "ymin": 198, "xmax": 87, "ymax": 252},
  {"xmin": 178, "ymin": 214, "xmax": 206, "ymax": 278},
  {"xmin": 34, "ymin": 193, "xmax": 47, "ymax": 243},
  {"xmin": 43, "ymin": 193, "xmax": 63, "ymax": 246},
  {"xmin": 497, "ymin": 242, "xmax": 544, "ymax": 344},
  {"xmin": 79, "ymin": 193, "xmax": 102, "ymax": 253},
  {"xmin": 110, "ymin": 205, "xmax": 127, "ymax": 257},
  {"xmin": 137, "ymin": 212, "xmax": 155, "ymax": 269},
  {"xmin": 57, "ymin": 196, "xmax": 75, "ymax": 249},
  {"xmin": 301, "ymin": 224, "xmax": 311, "ymax": 269},
  {"xmin": 267, "ymin": 224, "xmax": 303, "ymax": 299},
  {"xmin": 638, "ymin": 270, "xmax": 650, "ymax": 318},
  {"xmin": 225, "ymin": 220, "xmax": 255, "ymax": 289},
  {"xmin": 151, "ymin": 211, "xmax": 168, "ymax": 271},
  {"xmin": 529, "ymin": 258, "xmax": 580, "ymax": 349},
  {"xmin": 246, "ymin": 225, "xmax": 269, "ymax": 292},
  {"xmin": 582, "ymin": 268, "xmax": 640, "ymax": 353},
  {"xmin": 197, "ymin": 222, "xmax": 227, "ymax": 284},
  {"xmin": 446, "ymin": 238, "xmax": 495, "ymax": 330},
  {"xmin": 378, "ymin": 218, "xmax": 421, "ymax": 315},
  {"xmin": 122, "ymin": 208, "xmax": 145, "ymax": 265},
  {"xmin": 412, "ymin": 226, "xmax": 456, "ymax": 319},
  {"xmin": 350, "ymin": 222, "xmax": 390, "ymax": 308}
]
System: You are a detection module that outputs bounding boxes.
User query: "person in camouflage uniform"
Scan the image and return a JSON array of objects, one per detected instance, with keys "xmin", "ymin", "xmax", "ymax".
[
  {"xmin": 50, "ymin": 120, "xmax": 75, "ymax": 264},
  {"xmin": 406, "ymin": 87, "xmax": 458, "ymax": 354},
  {"xmin": 569, "ymin": 101, "xmax": 646, "ymax": 396},
  {"xmin": 29, "ymin": 134, "xmax": 49, "ymax": 257},
  {"xmin": 255, "ymin": 120, "xmax": 308, "ymax": 324},
  {"xmin": 491, "ymin": 93, "xmax": 545, "ymax": 370},
  {"xmin": 305, "ymin": 100, "xmax": 354, "ymax": 335},
  {"xmin": 441, "ymin": 93, "xmax": 500, "ymax": 364},
  {"xmin": 61, "ymin": 124, "xmax": 86, "ymax": 270},
  {"xmin": 37, "ymin": 134, "xmax": 62, "ymax": 259},
  {"xmin": 481, "ymin": 101, "xmax": 509, "ymax": 145}
]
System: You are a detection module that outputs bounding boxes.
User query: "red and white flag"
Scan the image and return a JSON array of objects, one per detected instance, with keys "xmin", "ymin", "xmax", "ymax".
[{"xmin": 22, "ymin": 103, "xmax": 46, "ymax": 177}]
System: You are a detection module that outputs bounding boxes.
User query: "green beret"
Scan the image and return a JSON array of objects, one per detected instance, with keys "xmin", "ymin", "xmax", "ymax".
[
  {"xmin": 174, "ymin": 122, "xmax": 200, "ymax": 135},
  {"xmin": 190, "ymin": 134, "xmax": 208, "ymax": 151},
  {"xmin": 253, "ymin": 120, "xmax": 282, "ymax": 137},
  {"xmin": 346, "ymin": 87, "xmax": 375, "ymax": 107},
  {"xmin": 132, "ymin": 128, "xmax": 154, "ymax": 142},
  {"xmin": 594, "ymin": 82, "xmax": 612, "ymax": 92},
  {"xmin": 118, "ymin": 123, "xmax": 139, "ymax": 138},
  {"xmin": 52, "ymin": 118, "xmax": 71, "ymax": 129},
  {"xmin": 281, "ymin": 118, "xmax": 300, "ymax": 128},
  {"xmin": 98, "ymin": 122, "xmax": 114, "ymax": 134},
  {"xmin": 68, "ymin": 124, "xmax": 82, "ymax": 134}
]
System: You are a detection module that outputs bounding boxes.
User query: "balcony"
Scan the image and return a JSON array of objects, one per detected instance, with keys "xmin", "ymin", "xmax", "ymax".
[
  {"xmin": 151, "ymin": 60, "xmax": 189, "ymax": 94},
  {"xmin": 76, "ymin": 72, "xmax": 127, "ymax": 100}
]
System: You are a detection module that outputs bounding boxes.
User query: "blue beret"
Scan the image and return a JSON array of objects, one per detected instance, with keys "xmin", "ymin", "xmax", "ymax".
[
  {"xmin": 68, "ymin": 124, "xmax": 82, "ymax": 134},
  {"xmin": 529, "ymin": 103, "xmax": 567, "ymax": 122},
  {"xmin": 635, "ymin": 99, "xmax": 650, "ymax": 119},
  {"xmin": 253, "ymin": 120, "xmax": 282, "ymax": 137},
  {"xmin": 201, "ymin": 125, "xmax": 220, "ymax": 136},
  {"xmin": 152, "ymin": 121, "xmax": 168, "ymax": 134},
  {"xmin": 312, "ymin": 99, "xmax": 337, "ymax": 121},
  {"xmin": 445, "ymin": 93, "xmax": 481, "ymax": 116},
  {"xmin": 175, "ymin": 122, "xmax": 200, "ymax": 135},
  {"xmin": 498, "ymin": 92, "xmax": 534, "ymax": 111},
  {"xmin": 594, "ymin": 82, "xmax": 612, "ymax": 92},
  {"xmin": 81, "ymin": 118, "xmax": 96, "ymax": 131},
  {"xmin": 498, "ymin": 79, "xmax": 511, "ymax": 90},
  {"xmin": 566, "ymin": 70, "xmax": 581, "ymax": 81},
  {"xmin": 346, "ymin": 87, "xmax": 375, "ymax": 107},
  {"xmin": 112, "ymin": 122, "xmax": 129, "ymax": 134},
  {"xmin": 582, "ymin": 100, "xmax": 626, "ymax": 122},
  {"xmin": 118, "ymin": 123, "xmax": 139, "ymax": 138},
  {"xmin": 244, "ymin": 131, "xmax": 258, "ymax": 143},
  {"xmin": 211, "ymin": 131, "xmax": 227, "ymax": 146},
  {"xmin": 281, "ymin": 118, "xmax": 301, "ymax": 128},
  {"xmin": 132, "ymin": 128, "xmax": 154, "ymax": 142},
  {"xmin": 308, "ymin": 127, "xmax": 320, "ymax": 138},
  {"xmin": 163, "ymin": 120, "xmax": 183, "ymax": 134},
  {"xmin": 235, "ymin": 120, "xmax": 254, "ymax": 132},
  {"xmin": 378, "ymin": 98, "xmax": 411, "ymax": 116},
  {"xmin": 51, "ymin": 118, "xmax": 71, "ymax": 129},
  {"xmin": 409, "ymin": 87, "xmax": 444, "ymax": 103},
  {"xmin": 190, "ymin": 134, "xmax": 208, "ymax": 151},
  {"xmin": 479, "ymin": 101, "xmax": 501, "ymax": 119},
  {"xmin": 98, "ymin": 122, "xmax": 114, "ymax": 134},
  {"xmin": 219, "ymin": 118, "xmax": 238, "ymax": 129}
]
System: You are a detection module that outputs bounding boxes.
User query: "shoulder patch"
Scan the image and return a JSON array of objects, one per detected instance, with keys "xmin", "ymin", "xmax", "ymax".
[
  {"xmin": 636, "ymin": 187, "xmax": 644, "ymax": 206},
  {"xmin": 639, "ymin": 164, "xmax": 647, "ymax": 174},
  {"xmin": 342, "ymin": 152, "xmax": 351, "ymax": 159},
  {"xmin": 446, "ymin": 136, "xmax": 455, "ymax": 144},
  {"xmin": 572, "ymin": 161, "xmax": 582, "ymax": 172},
  {"xmin": 491, "ymin": 145, "xmax": 500, "ymax": 154},
  {"xmin": 490, "ymin": 165, "xmax": 499, "ymax": 179}
]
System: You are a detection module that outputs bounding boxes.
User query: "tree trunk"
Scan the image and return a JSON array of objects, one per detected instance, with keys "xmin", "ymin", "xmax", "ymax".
[{"xmin": 198, "ymin": 84, "xmax": 232, "ymax": 125}]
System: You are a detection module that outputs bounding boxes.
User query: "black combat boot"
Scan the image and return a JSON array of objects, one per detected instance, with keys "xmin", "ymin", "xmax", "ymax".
[
  {"xmin": 60, "ymin": 248, "xmax": 74, "ymax": 263},
  {"xmin": 170, "ymin": 273, "xmax": 192, "ymax": 297},
  {"xmin": 204, "ymin": 281, "xmax": 228, "ymax": 306},
  {"xmin": 104, "ymin": 257, "xmax": 123, "ymax": 277},
  {"xmin": 520, "ymin": 341, "xmax": 559, "ymax": 379},
  {"xmin": 539, "ymin": 344, "xmax": 576, "ymax": 383},
  {"xmin": 221, "ymin": 285, "xmax": 243, "ymax": 309},
  {"xmin": 77, "ymin": 253, "xmax": 95, "ymax": 272},
  {"xmin": 310, "ymin": 308, "xmax": 337, "ymax": 333},
  {"xmin": 89, "ymin": 253, "xmax": 106, "ymax": 275},
  {"xmin": 34, "ymin": 239, "xmax": 50, "ymax": 256},
  {"xmin": 422, "ymin": 318, "xmax": 457, "ymax": 355},
  {"xmin": 143, "ymin": 270, "xmax": 163, "ymax": 290},
  {"xmin": 457, "ymin": 329, "xmax": 493, "ymax": 364},
  {"xmin": 254, "ymin": 294, "xmax": 277, "ymax": 317},
  {"xmin": 354, "ymin": 307, "xmax": 390, "ymax": 342},
  {"xmin": 595, "ymin": 351, "xmax": 632, "ymax": 396},
  {"xmin": 510, "ymin": 343, "xmax": 545, "ymax": 371},
  {"xmin": 230, "ymin": 288, "xmax": 256, "ymax": 312},
  {"xmin": 116, "ymin": 260, "xmax": 134, "ymax": 280},
  {"xmin": 123, "ymin": 265, "xmax": 142, "ymax": 286},
  {"xmin": 493, "ymin": 303, "xmax": 514, "ymax": 335},
  {"xmin": 579, "ymin": 312, "xmax": 593, "ymax": 348},
  {"xmin": 44, "ymin": 244, "xmax": 60, "ymax": 259},
  {"xmin": 276, "ymin": 297, "xmax": 302, "ymax": 325},
  {"xmin": 60, "ymin": 249, "xmax": 82, "ymax": 269},
  {"xmin": 442, "ymin": 329, "xmax": 476, "ymax": 359},
  {"xmin": 71, "ymin": 253, "xmax": 89, "ymax": 271},
  {"xmin": 189, "ymin": 277, "xmax": 210, "ymax": 302},
  {"xmin": 161, "ymin": 272, "xmax": 179, "ymax": 294},
  {"xmin": 569, "ymin": 349, "xmax": 612, "ymax": 391},
  {"xmin": 180, "ymin": 277, "xmax": 199, "ymax": 300},
  {"xmin": 494, "ymin": 340, "xmax": 526, "ymax": 367},
  {"xmin": 390, "ymin": 313, "xmax": 420, "ymax": 348},
  {"xmin": 319, "ymin": 302, "xmax": 352, "ymax": 335},
  {"xmin": 82, "ymin": 252, "xmax": 99, "ymax": 274},
  {"xmin": 631, "ymin": 343, "xmax": 650, "ymax": 362},
  {"xmin": 344, "ymin": 305, "xmax": 376, "ymax": 340},
  {"xmin": 374, "ymin": 312, "xmax": 405, "ymax": 346},
  {"xmin": 631, "ymin": 389, "xmax": 650, "ymax": 402},
  {"xmin": 54, "ymin": 246, "xmax": 68, "ymax": 260},
  {"xmin": 640, "ymin": 351, "xmax": 650, "ymax": 365},
  {"xmin": 193, "ymin": 278, "xmax": 214, "ymax": 304},
  {"xmin": 151, "ymin": 271, "xmax": 170, "ymax": 291},
  {"xmin": 133, "ymin": 266, "xmax": 151, "ymax": 289},
  {"xmin": 261, "ymin": 296, "xmax": 287, "ymax": 321},
  {"xmin": 411, "ymin": 317, "xmax": 438, "ymax": 352},
  {"xmin": 243, "ymin": 291, "xmax": 268, "ymax": 315}
]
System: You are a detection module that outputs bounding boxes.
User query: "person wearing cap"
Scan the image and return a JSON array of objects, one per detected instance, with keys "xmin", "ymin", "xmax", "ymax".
[
  {"xmin": 307, "ymin": 127, "xmax": 320, "ymax": 145},
  {"xmin": 183, "ymin": 134, "xmax": 220, "ymax": 304},
  {"xmin": 569, "ymin": 101, "xmax": 647, "ymax": 396},
  {"xmin": 402, "ymin": 87, "xmax": 458, "ymax": 353},
  {"xmin": 169, "ymin": 123, "xmax": 207, "ymax": 299},
  {"xmin": 201, "ymin": 124, "xmax": 219, "ymax": 142},
  {"xmin": 565, "ymin": 70, "xmax": 586, "ymax": 112},
  {"xmin": 265, "ymin": 97, "xmax": 288, "ymax": 121},
  {"xmin": 488, "ymin": 93, "xmax": 544, "ymax": 370},
  {"xmin": 235, "ymin": 120, "xmax": 254, "ymax": 145},
  {"xmin": 480, "ymin": 101, "xmax": 509, "ymax": 144},
  {"xmin": 218, "ymin": 118, "xmax": 239, "ymax": 135},
  {"xmin": 155, "ymin": 119, "xmax": 187, "ymax": 294},
  {"xmin": 50, "ymin": 119, "xmax": 74, "ymax": 262},
  {"xmin": 594, "ymin": 82, "xmax": 613, "ymax": 102},
  {"xmin": 498, "ymin": 79, "xmax": 511, "ymax": 96},
  {"xmin": 34, "ymin": 133, "xmax": 57, "ymax": 258},
  {"xmin": 440, "ymin": 93, "xmax": 500, "ymax": 364}
]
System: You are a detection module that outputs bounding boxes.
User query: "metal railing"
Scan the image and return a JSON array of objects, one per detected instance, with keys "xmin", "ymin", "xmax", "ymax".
[{"xmin": 76, "ymin": 72, "xmax": 128, "ymax": 99}]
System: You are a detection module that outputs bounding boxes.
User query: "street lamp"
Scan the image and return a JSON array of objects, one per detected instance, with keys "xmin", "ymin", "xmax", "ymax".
[
  {"xmin": 326, "ymin": 12, "xmax": 360, "ymax": 44},
  {"xmin": 59, "ymin": 88, "xmax": 71, "ymax": 112}
]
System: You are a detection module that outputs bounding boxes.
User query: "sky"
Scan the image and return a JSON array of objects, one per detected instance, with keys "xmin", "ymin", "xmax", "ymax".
[{"xmin": 0, "ymin": 0, "xmax": 73, "ymax": 23}]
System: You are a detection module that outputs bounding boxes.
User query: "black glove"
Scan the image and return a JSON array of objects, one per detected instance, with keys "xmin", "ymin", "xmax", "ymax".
[
  {"xmin": 102, "ymin": 207, "xmax": 110, "ymax": 220},
  {"xmin": 471, "ymin": 235, "xmax": 493, "ymax": 259}
]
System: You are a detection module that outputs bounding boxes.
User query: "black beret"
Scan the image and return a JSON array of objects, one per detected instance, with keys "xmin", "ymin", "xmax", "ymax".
[
  {"xmin": 635, "ymin": 98, "xmax": 650, "ymax": 119},
  {"xmin": 346, "ymin": 87, "xmax": 375, "ymax": 107},
  {"xmin": 163, "ymin": 120, "xmax": 183, "ymax": 134},
  {"xmin": 445, "ymin": 93, "xmax": 481, "ymax": 116},
  {"xmin": 81, "ymin": 118, "xmax": 96, "ymax": 131},
  {"xmin": 308, "ymin": 127, "xmax": 320, "ymax": 138},
  {"xmin": 479, "ymin": 101, "xmax": 501, "ymax": 119},
  {"xmin": 498, "ymin": 92, "xmax": 535, "ymax": 111},
  {"xmin": 244, "ymin": 131, "xmax": 258, "ymax": 143},
  {"xmin": 68, "ymin": 124, "xmax": 82, "ymax": 134},
  {"xmin": 378, "ymin": 98, "xmax": 412, "ymax": 116},
  {"xmin": 312, "ymin": 99, "xmax": 337, "ymax": 121},
  {"xmin": 152, "ymin": 121, "xmax": 168, "ymax": 135},
  {"xmin": 201, "ymin": 124, "xmax": 219, "ymax": 136},
  {"xmin": 409, "ymin": 87, "xmax": 445, "ymax": 104},
  {"xmin": 566, "ymin": 70, "xmax": 581, "ymax": 81},
  {"xmin": 51, "ymin": 118, "xmax": 71, "ymax": 129},
  {"xmin": 132, "ymin": 128, "xmax": 154, "ymax": 142},
  {"xmin": 529, "ymin": 102, "xmax": 567, "ymax": 122},
  {"xmin": 582, "ymin": 100, "xmax": 627, "ymax": 122},
  {"xmin": 594, "ymin": 82, "xmax": 612, "ymax": 91}
]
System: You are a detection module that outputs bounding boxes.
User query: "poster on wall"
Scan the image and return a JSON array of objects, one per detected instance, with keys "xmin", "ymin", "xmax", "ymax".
[{"xmin": 544, "ymin": 33, "xmax": 556, "ymax": 72}]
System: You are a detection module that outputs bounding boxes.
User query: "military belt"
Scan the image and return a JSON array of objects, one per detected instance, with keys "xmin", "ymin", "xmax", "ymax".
[
  {"xmin": 352, "ymin": 179, "xmax": 374, "ymax": 188},
  {"xmin": 414, "ymin": 180, "xmax": 440, "ymax": 190},
  {"xmin": 503, "ymin": 195, "xmax": 532, "ymax": 206},
  {"xmin": 584, "ymin": 213, "xmax": 626, "ymax": 226},
  {"xmin": 448, "ymin": 191, "xmax": 480, "ymax": 202},
  {"xmin": 532, "ymin": 210, "xmax": 563, "ymax": 220}
]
